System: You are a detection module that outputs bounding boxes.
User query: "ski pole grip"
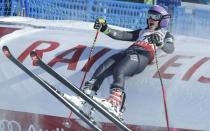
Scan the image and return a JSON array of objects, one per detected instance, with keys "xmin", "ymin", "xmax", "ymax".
[
  {"xmin": 2, "ymin": 46, "xmax": 11, "ymax": 57},
  {"xmin": 30, "ymin": 51, "xmax": 39, "ymax": 65}
]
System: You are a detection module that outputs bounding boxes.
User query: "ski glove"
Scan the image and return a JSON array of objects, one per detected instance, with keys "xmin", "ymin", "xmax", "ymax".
[
  {"xmin": 94, "ymin": 18, "xmax": 110, "ymax": 34},
  {"xmin": 148, "ymin": 33, "xmax": 164, "ymax": 48}
]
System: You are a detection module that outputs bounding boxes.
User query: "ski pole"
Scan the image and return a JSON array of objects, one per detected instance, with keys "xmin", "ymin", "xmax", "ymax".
[
  {"xmin": 79, "ymin": 28, "xmax": 100, "ymax": 89},
  {"xmin": 154, "ymin": 46, "xmax": 170, "ymax": 131},
  {"xmin": 67, "ymin": 28, "xmax": 101, "ymax": 125}
]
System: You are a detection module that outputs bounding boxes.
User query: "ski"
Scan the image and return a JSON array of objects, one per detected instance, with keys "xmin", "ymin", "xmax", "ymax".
[
  {"xmin": 2, "ymin": 46, "xmax": 102, "ymax": 131},
  {"xmin": 30, "ymin": 51, "xmax": 131, "ymax": 131}
]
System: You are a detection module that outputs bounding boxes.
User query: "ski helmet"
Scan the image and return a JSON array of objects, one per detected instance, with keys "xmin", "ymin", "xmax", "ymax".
[{"xmin": 147, "ymin": 5, "xmax": 170, "ymax": 28}]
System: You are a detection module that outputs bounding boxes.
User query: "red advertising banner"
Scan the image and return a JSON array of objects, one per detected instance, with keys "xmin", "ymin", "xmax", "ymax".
[
  {"xmin": 0, "ymin": 109, "xmax": 197, "ymax": 131},
  {"xmin": 0, "ymin": 109, "xmax": 92, "ymax": 131}
]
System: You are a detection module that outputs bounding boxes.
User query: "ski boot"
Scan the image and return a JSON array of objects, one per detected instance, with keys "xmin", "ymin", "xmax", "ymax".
[
  {"xmin": 93, "ymin": 88, "xmax": 125, "ymax": 121},
  {"xmin": 63, "ymin": 79, "xmax": 97, "ymax": 118}
]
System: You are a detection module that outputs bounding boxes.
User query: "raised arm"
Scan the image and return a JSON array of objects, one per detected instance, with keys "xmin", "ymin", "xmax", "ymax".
[
  {"xmin": 94, "ymin": 18, "xmax": 140, "ymax": 42},
  {"xmin": 106, "ymin": 28, "xmax": 141, "ymax": 41}
]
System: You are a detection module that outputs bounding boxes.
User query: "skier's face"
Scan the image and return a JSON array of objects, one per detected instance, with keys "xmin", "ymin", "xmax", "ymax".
[
  {"xmin": 147, "ymin": 11, "xmax": 161, "ymax": 30},
  {"xmin": 148, "ymin": 17, "xmax": 160, "ymax": 30}
]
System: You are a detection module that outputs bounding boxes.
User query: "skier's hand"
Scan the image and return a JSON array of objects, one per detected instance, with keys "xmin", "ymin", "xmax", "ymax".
[
  {"xmin": 94, "ymin": 18, "xmax": 109, "ymax": 34},
  {"xmin": 148, "ymin": 33, "xmax": 164, "ymax": 48}
]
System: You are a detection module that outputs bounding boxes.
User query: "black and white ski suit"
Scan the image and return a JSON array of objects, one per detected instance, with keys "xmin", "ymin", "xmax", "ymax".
[{"xmin": 90, "ymin": 27, "xmax": 175, "ymax": 92}]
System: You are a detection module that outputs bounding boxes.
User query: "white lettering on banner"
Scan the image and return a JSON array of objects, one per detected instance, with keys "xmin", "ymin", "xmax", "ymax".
[
  {"xmin": 0, "ymin": 119, "xmax": 64, "ymax": 131},
  {"xmin": 28, "ymin": 125, "xmax": 64, "ymax": 131},
  {"xmin": 0, "ymin": 120, "xmax": 21, "ymax": 131},
  {"xmin": 28, "ymin": 125, "xmax": 36, "ymax": 131}
]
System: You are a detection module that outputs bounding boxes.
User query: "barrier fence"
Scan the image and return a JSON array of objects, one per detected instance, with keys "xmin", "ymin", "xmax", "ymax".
[
  {"xmin": 0, "ymin": 0, "xmax": 5, "ymax": 16},
  {"xmin": 0, "ymin": 0, "xmax": 210, "ymax": 39}
]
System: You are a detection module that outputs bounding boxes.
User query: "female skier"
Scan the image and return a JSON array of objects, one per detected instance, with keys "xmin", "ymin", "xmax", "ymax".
[{"xmin": 64, "ymin": 5, "xmax": 174, "ymax": 119}]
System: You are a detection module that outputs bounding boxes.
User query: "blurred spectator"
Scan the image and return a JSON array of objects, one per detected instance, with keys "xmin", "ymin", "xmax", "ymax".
[{"xmin": 4, "ymin": 0, "xmax": 11, "ymax": 16}]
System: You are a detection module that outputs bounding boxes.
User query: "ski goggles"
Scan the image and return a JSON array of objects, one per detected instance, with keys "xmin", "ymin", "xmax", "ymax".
[{"xmin": 147, "ymin": 13, "xmax": 162, "ymax": 21}]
